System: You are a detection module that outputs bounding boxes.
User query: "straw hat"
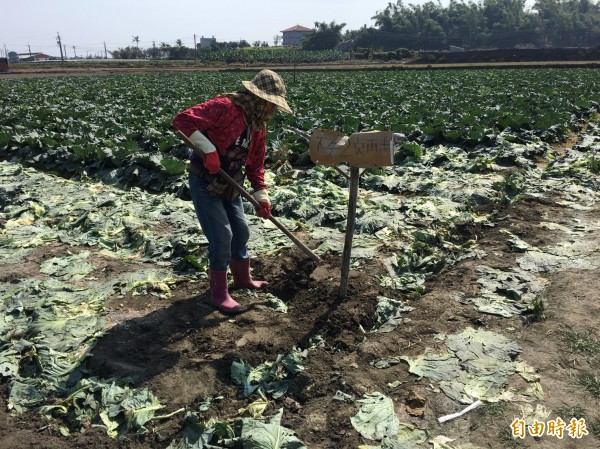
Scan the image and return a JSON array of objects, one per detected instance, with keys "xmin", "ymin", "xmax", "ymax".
[{"xmin": 242, "ymin": 69, "xmax": 293, "ymax": 114}]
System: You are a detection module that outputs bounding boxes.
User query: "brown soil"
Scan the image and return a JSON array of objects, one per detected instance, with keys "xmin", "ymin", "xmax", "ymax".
[
  {"xmin": 2, "ymin": 59, "xmax": 600, "ymax": 80},
  {"xmin": 0, "ymin": 190, "xmax": 598, "ymax": 448}
]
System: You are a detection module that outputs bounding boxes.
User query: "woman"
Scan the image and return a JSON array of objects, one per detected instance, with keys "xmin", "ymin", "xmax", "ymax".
[{"xmin": 172, "ymin": 69, "xmax": 292, "ymax": 314}]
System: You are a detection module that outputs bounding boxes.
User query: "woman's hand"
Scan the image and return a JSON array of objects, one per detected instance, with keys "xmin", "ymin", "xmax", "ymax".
[
  {"xmin": 253, "ymin": 189, "xmax": 270, "ymax": 219},
  {"xmin": 255, "ymin": 201, "xmax": 270, "ymax": 219}
]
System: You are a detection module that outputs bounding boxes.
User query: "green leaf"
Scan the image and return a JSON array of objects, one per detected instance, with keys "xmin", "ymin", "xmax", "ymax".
[
  {"xmin": 378, "ymin": 422, "xmax": 428, "ymax": 449},
  {"xmin": 161, "ymin": 157, "xmax": 187, "ymax": 176},
  {"xmin": 350, "ymin": 392, "xmax": 399, "ymax": 440},
  {"xmin": 122, "ymin": 391, "xmax": 164, "ymax": 434},
  {"xmin": 0, "ymin": 132, "xmax": 12, "ymax": 148},
  {"xmin": 231, "ymin": 351, "xmax": 306, "ymax": 399},
  {"xmin": 240, "ymin": 409, "xmax": 306, "ymax": 449},
  {"xmin": 400, "ymin": 351, "xmax": 461, "ymax": 382},
  {"xmin": 262, "ymin": 293, "xmax": 288, "ymax": 313},
  {"xmin": 370, "ymin": 296, "xmax": 414, "ymax": 333},
  {"xmin": 39, "ymin": 251, "xmax": 95, "ymax": 281},
  {"xmin": 42, "ymin": 378, "xmax": 163, "ymax": 438}
]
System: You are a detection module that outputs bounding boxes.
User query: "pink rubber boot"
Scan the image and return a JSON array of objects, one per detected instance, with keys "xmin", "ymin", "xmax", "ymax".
[
  {"xmin": 230, "ymin": 258, "xmax": 268, "ymax": 289},
  {"xmin": 209, "ymin": 269, "xmax": 242, "ymax": 314}
]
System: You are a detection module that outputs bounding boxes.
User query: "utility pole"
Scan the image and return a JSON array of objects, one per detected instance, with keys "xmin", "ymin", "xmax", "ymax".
[
  {"xmin": 194, "ymin": 34, "xmax": 197, "ymax": 60},
  {"xmin": 28, "ymin": 43, "xmax": 32, "ymax": 61},
  {"xmin": 72, "ymin": 46, "xmax": 77, "ymax": 58},
  {"xmin": 56, "ymin": 32, "xmax": 65, "ymax": 62},
  {"xmin": 104, "ymin": 41, "xmax": 108, "ymax": 59}
]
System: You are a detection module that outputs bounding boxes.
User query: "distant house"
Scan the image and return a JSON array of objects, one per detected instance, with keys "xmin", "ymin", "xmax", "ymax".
[
  {"xmin": 281, "ymin": 25, "xmax": 313, "ymax": 47},
  {"xmin": 15, "ymin": 52, "xmax": 53, "ymax": 62},
  {"xmin": 198, "ymin": 36, "xmax": 216, "ymax": 50}
]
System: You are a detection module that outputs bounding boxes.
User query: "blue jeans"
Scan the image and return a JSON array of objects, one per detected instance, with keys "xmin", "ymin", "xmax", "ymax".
[{"xmin": 188, "ymin": 171, "xmax": 250, "ymax": 270}]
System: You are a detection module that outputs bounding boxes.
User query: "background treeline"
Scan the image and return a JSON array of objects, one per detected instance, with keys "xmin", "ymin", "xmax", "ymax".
[
  {"xmin": 111, "ymin": 0, "xmax": 600, "ymax": 62},
  {"xmin": 110, "ymin": 39, "xmax": 277, "ymax": 60},
  {"xmin": 110, "ymin": 45, "xmax": 352, "ymax": 63},
  {"xmin": 351, "ymin": 0, "xmax": 600, "ymax": 50}
]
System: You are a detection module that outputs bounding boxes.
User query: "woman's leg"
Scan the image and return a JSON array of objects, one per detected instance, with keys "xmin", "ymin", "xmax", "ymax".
[
  {"xmin": 188, "ymin": 172, "xmax": 232, "ymax": 270},
  {"xmin": 224, "ymin": 196, "xmax": 267, "ymax": 289},
  {"xmin": 188, "ymin": 172, "xmax": 240, "ymax": 313},
  {"xmin": 223, "ymin": 195, "xmax": 250, "ymax": 261}
]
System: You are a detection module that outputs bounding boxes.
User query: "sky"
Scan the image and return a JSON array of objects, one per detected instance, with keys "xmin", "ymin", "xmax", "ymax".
[{"xmin": 1, "ymin": 0, "xmax": 409, "ymax": 57}]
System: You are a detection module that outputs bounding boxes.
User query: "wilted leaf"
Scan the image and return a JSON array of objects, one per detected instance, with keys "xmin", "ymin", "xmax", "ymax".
[
  {"xmin": 351, "ymin": 392, "xmax": 399, "ymax": 440},
  {"xmin": 400, "ymin": 351, "xmax": 461, "ymax": 382},
  {"xmin": 371, "ymin": 296, "xmax": 414, "ymax": 333},
  {"xmin": 240, "ymin": 409, "xmax": 306, "ymax": 449}
]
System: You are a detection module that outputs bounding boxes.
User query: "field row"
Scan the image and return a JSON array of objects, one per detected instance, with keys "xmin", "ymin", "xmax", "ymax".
[{"xmin": 1, "ymin": 69, "xmax": 599, "ymax": 195}]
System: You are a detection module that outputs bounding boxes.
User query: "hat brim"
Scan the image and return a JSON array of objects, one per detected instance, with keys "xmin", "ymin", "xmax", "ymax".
[{"xmin": 242, "ymin": 80, "xmax": 293, "ymax": 115}]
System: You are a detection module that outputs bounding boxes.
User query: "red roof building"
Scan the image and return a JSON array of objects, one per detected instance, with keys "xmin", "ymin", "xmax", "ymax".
[
  {"xmin": 280, "ymin": 25, "xmax": 313, "ymax": 47},
  {"xmin": 16, "ymin": 52, "xmax": 53, "ymax": 62}
]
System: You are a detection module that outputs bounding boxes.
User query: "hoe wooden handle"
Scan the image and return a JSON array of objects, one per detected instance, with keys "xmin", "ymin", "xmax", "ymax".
[{"xmin": 177, "ymin": 130, "xmax": 322, "ymax": 262}]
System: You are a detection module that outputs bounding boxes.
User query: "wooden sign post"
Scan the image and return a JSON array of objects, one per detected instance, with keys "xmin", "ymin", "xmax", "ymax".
[
  {"xmin": 309, "ymin": 129, "xmax": 396, "ymax": 298},
  {"xmin": 338, "ymin": 165, "xmax": 360, "ymax": 298}
]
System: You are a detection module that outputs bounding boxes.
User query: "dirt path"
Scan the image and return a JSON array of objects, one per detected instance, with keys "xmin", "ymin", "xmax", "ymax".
[{"xmin": 2, "ymin": 59, "xmax": 600, "ymax": 80}]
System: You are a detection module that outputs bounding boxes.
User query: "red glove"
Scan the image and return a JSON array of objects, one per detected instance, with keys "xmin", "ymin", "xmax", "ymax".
[
  {"xmin": 256, "ymin": 201, "xmax": 271, "ymax": 219},
  {"xmin": 253, "ymin": 189, "xmax": 270, "ymax": 219},
  {"xmin": 204, "ymin": 151, "xmax": 220, "ymax": 175}
]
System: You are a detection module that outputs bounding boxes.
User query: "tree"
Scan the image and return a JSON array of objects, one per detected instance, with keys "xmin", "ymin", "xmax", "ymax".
[
  {"xmin": 147, "ymin": 41, "xmax": 160, "ymax": 59},
  {"xmin": 273, "ymin": 35, "xmax": 282, "ymax": 46},
  {"xmin": 159, "ymin": 42, "xmax": 170, "ymax": 58},
  {"xmin": 132, "ymin": 36, "xmax": 140, "ymax": 58},
  {"xmin": 110, "ymin": 46, "xmax": 144, "ymax": 59},
  {"xmin": 367, "ymin": 0, "xmax": 600, "ymax": 50},
  {"xmin": 169, "ymin": 39, "xmax": 190, "ymax": 59},
  {"xmin": 302, "ymin": 21, "xmax": 347, "ymax": 50}
]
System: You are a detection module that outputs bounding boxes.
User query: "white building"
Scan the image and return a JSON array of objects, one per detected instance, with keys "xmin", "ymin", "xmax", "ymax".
[{"xmin": 199, "ymin": 36, "xmax": 216, "ymax": 49}]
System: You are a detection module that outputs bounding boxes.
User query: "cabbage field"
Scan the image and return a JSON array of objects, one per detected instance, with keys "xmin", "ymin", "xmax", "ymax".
[
  {"xmin": 2, "ymin": 69, "xmax": 599, "ymax": 195},
  {"xmin": 0, "ymin": 69, "xmax": 599, "ymax": 449}
]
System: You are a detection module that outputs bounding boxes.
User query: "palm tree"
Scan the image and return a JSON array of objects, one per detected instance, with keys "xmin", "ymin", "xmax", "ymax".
[
  {"xmin": 132, "ymin": 35, "xmax": 140, "ymax": 58},
  {"xmin": 159, "ymin": 41, "xmax": 170, "ymax": 59}
]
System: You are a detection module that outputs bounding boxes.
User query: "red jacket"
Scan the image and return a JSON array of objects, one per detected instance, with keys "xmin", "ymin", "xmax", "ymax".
[{"xmin": 172, "ymin": 97, "xmax": 267, "ymax": 191}]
